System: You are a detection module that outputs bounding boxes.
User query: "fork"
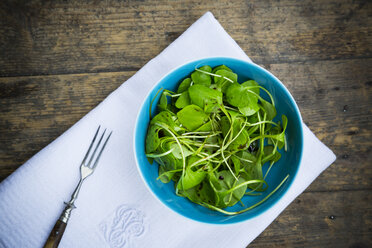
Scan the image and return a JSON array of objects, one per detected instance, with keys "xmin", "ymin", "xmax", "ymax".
[{"xmin": 43, "ymin": 126, "xmax": 112, "ymax": 248}]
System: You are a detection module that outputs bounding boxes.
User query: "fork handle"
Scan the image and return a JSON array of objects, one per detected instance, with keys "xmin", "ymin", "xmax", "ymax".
[
  {"xmin": 43, "ymin": 219, "xmax": 67, "ymax": 248},
  {"xmin": 43, "ymin": 203, "xmax": 74, "ymax": 248}
]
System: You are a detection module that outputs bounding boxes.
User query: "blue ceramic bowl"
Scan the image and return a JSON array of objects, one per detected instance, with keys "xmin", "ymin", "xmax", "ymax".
[{"xmin": 134, "ymin": 57, "xmax": 303, "ymax": 224}]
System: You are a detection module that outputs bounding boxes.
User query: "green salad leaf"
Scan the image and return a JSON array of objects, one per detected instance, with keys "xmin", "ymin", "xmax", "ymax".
[
  {"xmin": 145, "ymin": 64, "xmax": 289, "ymax": 215},
  {"xmin": 191, "ymin": 65, "xmax": 212, "ymax": 86},
  {"xmin": 188, "ymin": 84, "xmax": 222, "ymax": 113}
]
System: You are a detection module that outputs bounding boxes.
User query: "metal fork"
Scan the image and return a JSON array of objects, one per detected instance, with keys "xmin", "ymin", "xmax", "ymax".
[{"xmin": 43, "ymin": 126, "xmax": 112, "ymax": 248}]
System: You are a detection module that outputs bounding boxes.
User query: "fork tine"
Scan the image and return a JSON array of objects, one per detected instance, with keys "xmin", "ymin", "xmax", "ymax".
[
  {"xmin": 81, "ymin": 126, "xmax": 101, "ymax": 165},
  {"xmin": 87, "ymin": 128, "xmax": 107, "ymax": 167},
  {"xmin": 92, "ymin": 131, "xmax": 112, "ymax": 169}
]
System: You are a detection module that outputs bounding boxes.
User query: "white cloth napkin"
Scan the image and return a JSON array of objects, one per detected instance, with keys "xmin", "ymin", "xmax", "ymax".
[{"xmin": 0, "ymin": 12, "xmax": 336, "ymax": 248}]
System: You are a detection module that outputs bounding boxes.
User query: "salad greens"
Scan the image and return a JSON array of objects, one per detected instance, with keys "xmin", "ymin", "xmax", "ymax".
[{"xmin": 145, "ymin": 65, "xmax": 289, "ymax": 215}]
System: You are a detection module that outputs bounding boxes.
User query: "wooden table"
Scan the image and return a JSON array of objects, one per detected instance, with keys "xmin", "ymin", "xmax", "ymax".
[{"xmin": 0, "ymin": 0, "xmax": 371, "ymax": 247}]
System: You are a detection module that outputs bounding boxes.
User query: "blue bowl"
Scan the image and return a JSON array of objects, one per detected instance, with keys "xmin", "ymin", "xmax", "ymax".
[{"xmin": 134, "ymin": 57, "xmax": 303, "ymax": 224}]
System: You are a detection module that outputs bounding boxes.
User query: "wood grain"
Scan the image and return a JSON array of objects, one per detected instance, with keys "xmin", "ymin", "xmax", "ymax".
[
  {"xmin": 0, "ymin": 0, "xmax": 371, "ymax": 247},
  {"xmin": 0, "ymin": 0, "xmax": 370, "ymax": 76},
  {"xmin": 250, "ymin": 190, "xmax": 372, "ymax": 248},
  {"xmin": 268, "ymin": 59, "xmax": 372, "ymax": 192},
  {"xmin": 0, "ymin": 71, "xmax": 131, "ymax": 179}
]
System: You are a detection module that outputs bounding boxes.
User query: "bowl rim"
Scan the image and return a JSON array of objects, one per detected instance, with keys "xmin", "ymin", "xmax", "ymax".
[{"xmin": 133, "ymin": 56, "xmax": 304, "ymax": 225}]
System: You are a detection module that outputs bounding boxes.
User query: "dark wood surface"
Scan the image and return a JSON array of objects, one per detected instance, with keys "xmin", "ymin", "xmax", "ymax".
[{"xmin": 0, "ymin": 0, "xmax": 371, "ymax": 247}]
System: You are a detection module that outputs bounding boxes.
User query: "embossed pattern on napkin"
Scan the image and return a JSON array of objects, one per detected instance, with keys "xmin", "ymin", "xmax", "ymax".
[{"xmin": 99, "ymin": 205, "xmax": 146, "ymax": 248}]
